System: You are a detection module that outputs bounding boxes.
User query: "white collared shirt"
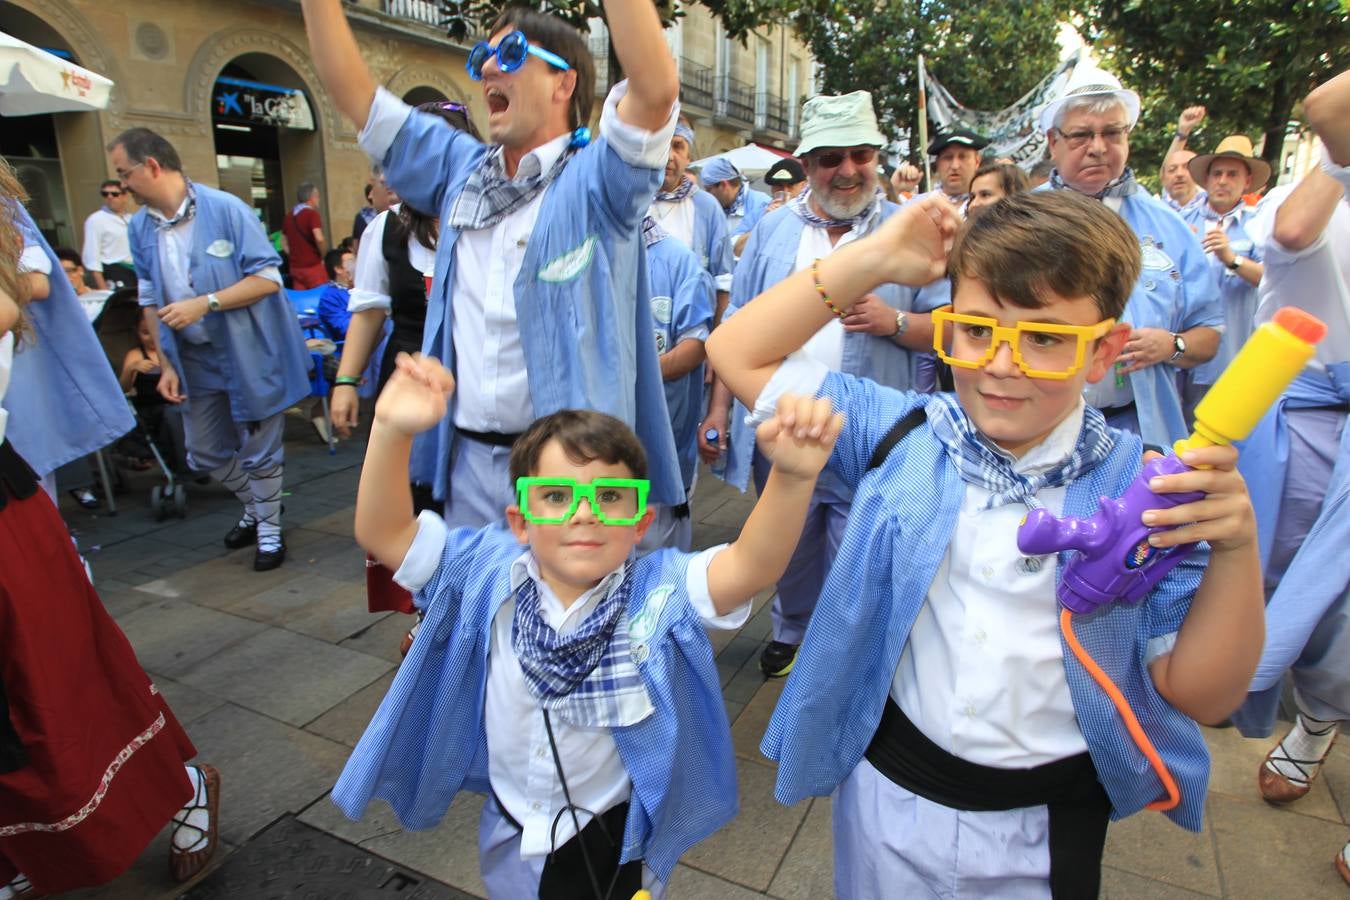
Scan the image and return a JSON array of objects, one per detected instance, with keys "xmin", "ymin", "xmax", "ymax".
[
  {"xmin": 648, "ymin": 194, "xmax": 697, "ymax": 250},
  {"xmin": 81, "ymin": 206, "xmax": 133, "ymax": 272},
  {"xmin": 358, "ymin": 81, "xmax": 675, "ymax": 435},
  {"xmin": 348, "ymin": 206, "xmax": 438, "ymax": 314},
  {"xmin": 392, "ymin": 510, "xmax": 747, "ymax": 858},
  {"xmin": 792, "ymin": 220, "xmax": 868, "ymax": 372}
]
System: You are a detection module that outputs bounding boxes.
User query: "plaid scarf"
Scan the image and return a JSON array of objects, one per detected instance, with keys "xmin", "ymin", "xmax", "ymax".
[
  {"xmin": 447, "ymin": 144, "xmax": 576, "ymax": 231},
  {"xmin": 925, "ymin": 394, "xmax": 1113, "ymax": 510},
  {"xmin": 150, "ymin": 179, "xmax": 197, "ymax": 231},
  {"xmin": 511, "ymin": 563, "xmax": 653, "ymax": 728},
  {"xmin": 727, "ymin": 182, "xmax": 748, "ymax": 218},
  {"xmin": 642, "ymin": 215, "xmax": 668, "ymax": 248},
  {"xmin": 789, "ymin": 187, "xmax": 880, "ymax": 232},
  {"xmin": 654, "ymin": 177, "xmax": 696, "ymax": 204},
  {"xmin": 1048, "ymin": 166, "xmax": 1141, "ymax": 201}
]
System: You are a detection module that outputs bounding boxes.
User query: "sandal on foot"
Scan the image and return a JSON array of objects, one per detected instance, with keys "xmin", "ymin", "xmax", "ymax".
[
  {"xmin": 169, "ymin": 764, "xmax": 220, "ymax": 882},
  {"xmin": 7, "ymin": 873, "xmax": 44, "ymax": 899},
  {"xmin": 1259, "ymin": 729, "xmax": 1338, "ymax": 804}
]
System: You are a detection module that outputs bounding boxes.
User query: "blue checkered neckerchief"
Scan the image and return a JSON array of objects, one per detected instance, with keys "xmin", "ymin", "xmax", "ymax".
[
  {"xmin": 1048, "ymin": 166, "xmax": 1141, "ymax": 201},
  {"xmin": 925, "ymin": 393, "xmax": 1114, "ymax": 510},
  {"xmin": 511, "ymin": 561, "xmax": 652, "ymax": 728},
  {"xmin": 654, "ymin": 177, "xmax": 696, "ymax": 204},
  {"xmin": 727, "ymin": 182, "xmax": 748, "ymax": 218},
  {"xmin": 447, "ymin": 143, "xmax": 576, "ymax": 231},
  {"xmin": 789, "ymin": 187, "xmax": 880, "ymax": 231},
  {"xmin": 149, "ymin": 179, "xmax": 197, "ymax": 231},
  {"xmin": 642, "ymin": 215, "xmax": 668, "ymax": 248}
]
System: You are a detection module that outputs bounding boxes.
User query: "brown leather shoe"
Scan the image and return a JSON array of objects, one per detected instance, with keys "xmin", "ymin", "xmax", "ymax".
[
  {"xmin": 1258, "ymin": 732, "xmax": 1337, "ymax": 804},
  {"xmin": 170, "ymin": 764, "xmax": 221, "ymax": 882}
]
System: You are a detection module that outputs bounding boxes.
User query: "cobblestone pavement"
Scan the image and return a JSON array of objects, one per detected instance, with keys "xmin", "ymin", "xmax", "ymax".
[{"xmin": 51, "ymin": 415, "xmax": 1350, "ymax": 898}]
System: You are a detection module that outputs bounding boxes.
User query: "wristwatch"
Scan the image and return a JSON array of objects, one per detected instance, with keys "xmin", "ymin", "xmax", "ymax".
[
  {"xmin": 893, "ymin": 310, "xmax": 909, "ymax": 338},
  {"xmin": 1227, "ymin": 256, "xmax": 1244, "ymax": 271},
  {"xmin": 1169, "ymin": 333, "xmax": 1187, "ymax": 362},
  {"xmin": 206, "ymin": 292, "xmax": 222, "ymax": 313}
]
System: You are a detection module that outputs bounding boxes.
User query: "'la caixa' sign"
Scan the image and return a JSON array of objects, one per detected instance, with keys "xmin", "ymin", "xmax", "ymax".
[{"xmin": 213, "ymin": 77, "xmax": 315, "ymax": 131}]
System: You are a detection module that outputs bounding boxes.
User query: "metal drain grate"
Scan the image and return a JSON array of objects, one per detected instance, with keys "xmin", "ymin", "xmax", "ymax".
[{"xmin": 183, "ymin": 814, "xmax": 479, "ymax": 899}]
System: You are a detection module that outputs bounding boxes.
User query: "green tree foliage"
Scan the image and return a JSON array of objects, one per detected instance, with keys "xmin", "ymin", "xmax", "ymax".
[
  {"xmin": 1082, "ymin": 0, "xmax": 1350, "ymax": 190},
  {"xmin": 788, "ymin": 0, "xmax": 1071, "ymax": 157},
  {"xmin": 435, "ymin": 0, "xmax": 792, "ymax": 40}
]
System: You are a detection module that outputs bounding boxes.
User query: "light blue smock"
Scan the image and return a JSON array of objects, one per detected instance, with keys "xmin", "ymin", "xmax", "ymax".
[
  {"xmin": 3, "ymin": 205, "xmax": 133, "ymax": 474},
  {"xmin": 647, "ymin": 234, "xmax": 714, "ymax": 491},
  {"xmin": 720, "ymin": 203, "xmax": 925, "ymax": 491},
  {"xmin": 1181, "ymin": 202, "xmax": 1263, "ymax": 385},
  {"xmin": 128, "ymin": 184, "xmax": 311, "ymax": 423},
  {"xmin": 728, "ymin": 185, "xmax": 772, "ymax": 239},
  {"xmin": 369, "ymin": 90, "xmax": 685, "ymax": 506}
]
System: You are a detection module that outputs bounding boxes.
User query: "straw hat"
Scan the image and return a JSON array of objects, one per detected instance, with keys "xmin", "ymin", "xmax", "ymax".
[
  {"xmin": 1036, "ymin": 65, "xmax": 1141, "ymax": 134},
  {"xmin": 1187, "ymin": 135, "xmax": 1271, "ymax": 187}
]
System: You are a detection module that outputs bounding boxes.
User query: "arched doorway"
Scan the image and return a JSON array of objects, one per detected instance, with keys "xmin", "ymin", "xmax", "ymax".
[
  {"xmin": 211, "ymin": 52, "xmax": 324, "ymax": 242},
  {"xmin": 402, "ymin": 85, "xmax": 449, "ymax": 106}
]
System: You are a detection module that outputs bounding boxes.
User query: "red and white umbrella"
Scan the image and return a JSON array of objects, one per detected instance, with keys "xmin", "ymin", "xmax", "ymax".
[{"xmin": 0, "ymin": 30, "xmax": 113, "ymax": 116}]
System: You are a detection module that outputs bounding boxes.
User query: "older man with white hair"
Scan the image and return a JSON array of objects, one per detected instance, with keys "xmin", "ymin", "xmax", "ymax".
[
  {"xmin": 1040, "ymin": 66, "xmax": 1222, "ymax": 448},
  {"xmin": 700, "ymin": 90, "xmax": 937, "ymax": 678}
]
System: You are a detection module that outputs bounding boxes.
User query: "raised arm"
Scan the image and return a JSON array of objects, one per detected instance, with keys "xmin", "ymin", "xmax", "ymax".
[
  {"xmin": 706, "ymin": 197, "xmax": 959, "ymax": 408},
  {"xmin": 605, "ymin": 0, "xmax": 680, "ymax": 132},
  {"xmin": 1158, "ymin": 106, "xmax": 1205, "ymax": 185},
  {"xmin": 1273, "ymin": 70, "xmax": 1350, "ymax": 251},
  {"xmin": 1306, "ymin": 69, "xmax": 1350, "ymax": 165},
  {"xmin": 299, "ymin": 0, "xmax": 378, "ymax": 130}
]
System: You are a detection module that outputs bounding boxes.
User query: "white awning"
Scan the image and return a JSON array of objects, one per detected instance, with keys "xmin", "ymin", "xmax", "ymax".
[{"xmin": 0, "ymin": 31, "xmax": 113, "ymax": 116}]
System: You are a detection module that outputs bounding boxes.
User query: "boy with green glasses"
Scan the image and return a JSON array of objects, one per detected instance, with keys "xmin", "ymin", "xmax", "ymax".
[
  {"xmin": 707, "ymin": 189, "xmax": 1263, "ymax": 896},
  {"xmin": 334, "ymin": 352, "xmax": 842, "ymax": 898}
]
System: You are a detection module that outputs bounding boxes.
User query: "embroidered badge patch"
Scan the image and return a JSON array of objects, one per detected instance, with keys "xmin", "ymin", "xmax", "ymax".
[
  {"xmin": 1139, "ymin": 236, "xmax": 1174, "ymax": 271},
  {"xmin": 629, "ymin": 585, "xmax": 673, "ymax": 644},
  {"xmin": 205, "ymin": 239, "xmax": 235, "ymax": 258},
  {"xmin": 650, "ymin": 295, "xmax": 673, "ymax": 325},
  {"xmin": 538, "ymin": 235, "xmax": 597, "ymax": 283}
]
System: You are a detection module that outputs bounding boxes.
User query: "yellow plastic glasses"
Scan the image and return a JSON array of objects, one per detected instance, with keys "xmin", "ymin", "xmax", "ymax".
[{"xmin": 931, "ymin": 305, "xmax": 1117, "ymax": 380}]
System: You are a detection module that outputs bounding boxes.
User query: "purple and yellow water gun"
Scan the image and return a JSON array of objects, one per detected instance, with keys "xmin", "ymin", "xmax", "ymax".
[{"xmin": 1018, "ymin": 306, "xmax": 1327, "ymax": 614}]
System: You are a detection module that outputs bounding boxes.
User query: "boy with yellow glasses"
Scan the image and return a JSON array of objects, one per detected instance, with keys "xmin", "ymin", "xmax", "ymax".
[{"xmin": 707, "ymin": 190, "xmax": 1262, "ymax": 896}]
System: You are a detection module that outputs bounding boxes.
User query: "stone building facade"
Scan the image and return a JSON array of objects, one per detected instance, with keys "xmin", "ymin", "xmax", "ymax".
[{"xmin": 1, "ymin": 0, "xmax": 812, "ymax": 252}]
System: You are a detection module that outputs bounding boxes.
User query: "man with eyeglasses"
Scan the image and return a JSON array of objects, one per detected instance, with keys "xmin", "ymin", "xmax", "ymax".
[
  {"xmin": 80, "ymin": 179, "xmax": 136, "ymax": 291},
  {"xmin": 107, "ymin": 127, "xmax": 311, "ymax": 572},
  {"xmin": 301, "ymin": 0, "xmax": 684, "ymax": 534},
  {"xmin": 648, "ymin": 124, "xmax": 732, "ymax": 313},
  {"xmin": 1040, "ymin": 65, "xmax": 1221, "ymax": 449},
  {"xmin": 700, "ymin": 91, "xmax": 938, "ymax": 678}
]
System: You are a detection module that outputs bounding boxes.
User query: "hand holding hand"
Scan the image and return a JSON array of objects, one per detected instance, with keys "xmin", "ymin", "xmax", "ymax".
[
  {"xmin": 1177, "ymin": 106, "xmax": 1206, "ymax": 137},
  {"xmin": 373, "ymin": 353, "xmax": 455, "ymax": 436},
  {"xmin": 133, "ymin": 357, "xmax": 160, "ymax": 375},
  {"xmin": 872, "ymin": 196, "xmax": 961, "ymax": 287},
  {"xmin": 756, "ymin": 393, "xmax": 844, "ymax": 481},
  {"xmin": 158, "ymin": 296, "xmax": 210, "ymax": 330},
  {"xmin": 1117, "ymin": 326, "xmax": 1174, "ymax": 374},
  {"xmin": 1141, "ymin": 444, "xmax": 1255, "ymax": 554},
  {"xmin": 842, "ymin": 293, "xmax": 901, "ymax": 336}
]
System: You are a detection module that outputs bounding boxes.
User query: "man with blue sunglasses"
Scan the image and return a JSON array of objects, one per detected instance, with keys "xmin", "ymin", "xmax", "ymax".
[{"xmin": 301, "ymin": 0, "xmax": 684, "ymax": 534}]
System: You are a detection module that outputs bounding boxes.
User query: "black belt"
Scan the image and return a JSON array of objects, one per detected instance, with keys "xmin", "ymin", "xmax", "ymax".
[
  {"xmin": 865, "ymin": 697, "xmax": 1111, "ymax": 900},
  {"xmin": 670, "ymin": 502, "xmax": 690, "ymax": 519},
  {"xmin": 455, "ymin": 427, "xmax": 523, "ymax": 448}
]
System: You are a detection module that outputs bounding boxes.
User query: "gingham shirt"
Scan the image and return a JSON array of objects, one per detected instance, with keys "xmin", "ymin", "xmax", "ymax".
[{"xmin": 333, "ymin": 513, "xmax": 747, "ymax": 877}]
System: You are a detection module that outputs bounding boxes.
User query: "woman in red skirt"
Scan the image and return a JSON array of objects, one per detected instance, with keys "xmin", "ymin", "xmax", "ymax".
[{"xmin": 0, "ymin": 165, "xmax": 220, "ymax": 898}]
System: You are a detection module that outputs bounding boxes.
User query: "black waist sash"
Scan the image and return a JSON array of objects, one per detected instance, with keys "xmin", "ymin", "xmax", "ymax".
[
  {"xmin": 492, "ymin": 793, "xmax": 641, "ymax": 900},
  {"xmin": 865, "ymin": 697, "xmax": 1111, "ymax": 900}
]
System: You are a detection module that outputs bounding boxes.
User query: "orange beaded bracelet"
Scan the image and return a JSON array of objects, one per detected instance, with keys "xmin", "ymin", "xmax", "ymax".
[{"xmin": 812, "ymin": 259, "xmax": 847, "ymax": 319}]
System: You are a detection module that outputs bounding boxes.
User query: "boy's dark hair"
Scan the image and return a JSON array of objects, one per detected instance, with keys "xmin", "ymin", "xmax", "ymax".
[
  {"xmin": 948, "ymin": 190, "xmax": 1139, "ymax": 321},
  {"xmin": 107, "ymin": 128, "xmax": 183, "ymax": 173},
  {"xmin": 54, "ymin": 246, "xmax": 82, "ymax": 268},
  {"xmin": 1029, "ymin": 158, "xmax": 1056, "ymax": 180},
  {"xmin": 509, "ymin": 410, "xmax": 648, "ymax": 484},
  {"xmin": 323, "ymin": 247, "xmax": 348, "ymax": 280},
  {"xmin": 489, "ymin": 6, "xmax": 595, "ymax": 131},
  {"xmin": 100, "ymin": 178, "xmax": 121, "ymax": 191},
  {"xmin": 972, "ymin": 161, "xmax": 1030, "ymax": 198}
]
